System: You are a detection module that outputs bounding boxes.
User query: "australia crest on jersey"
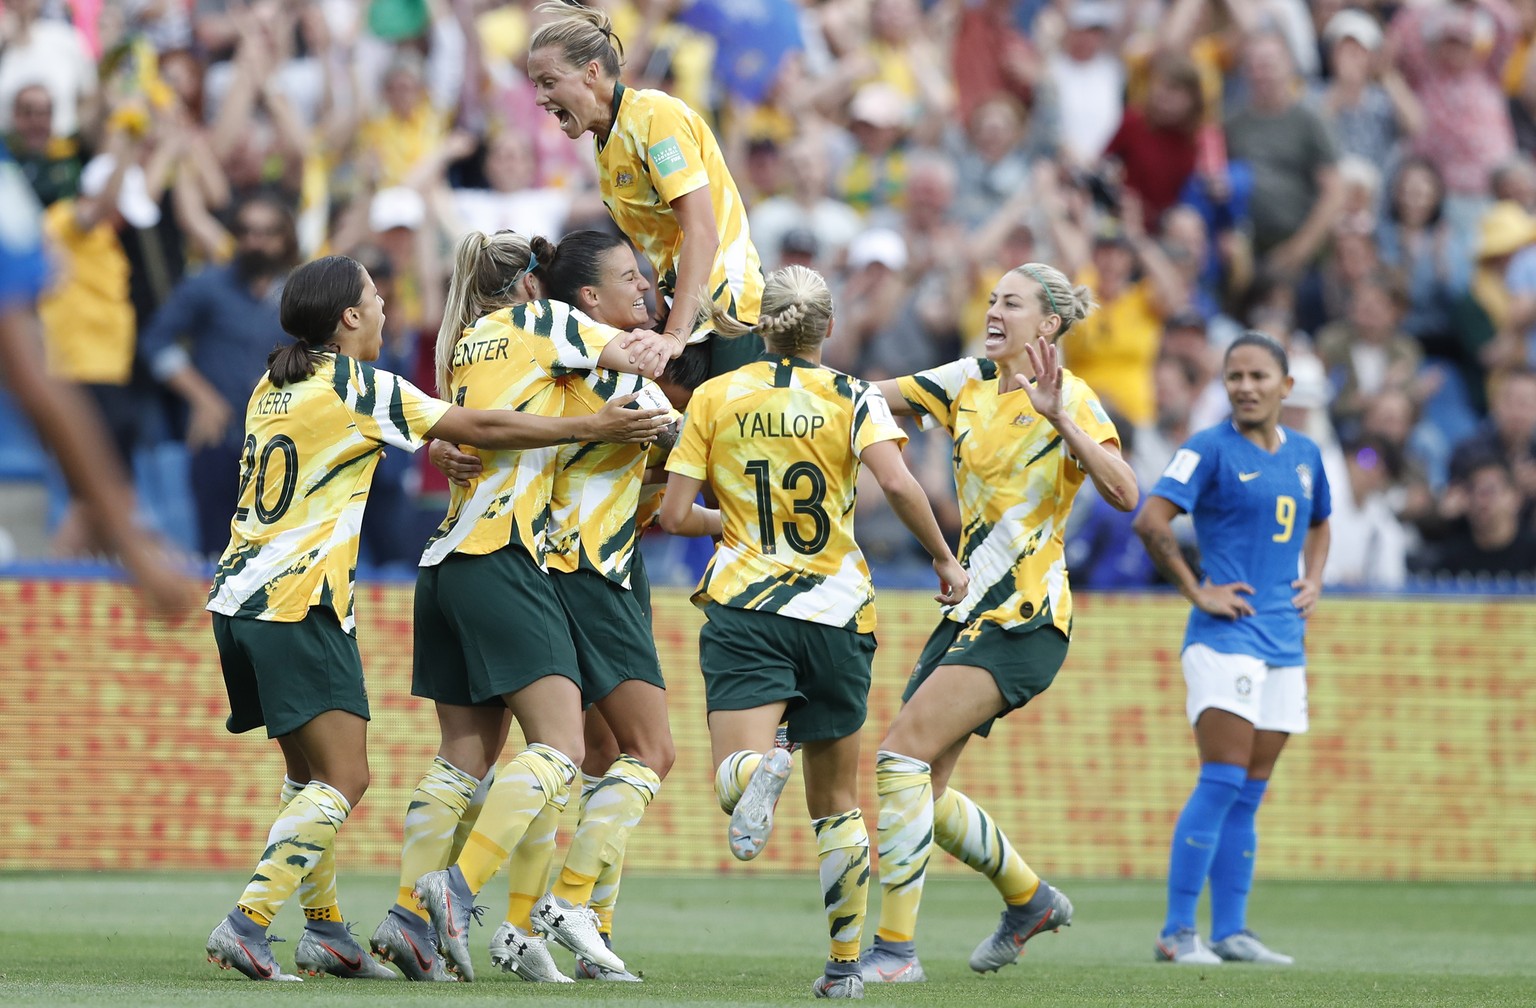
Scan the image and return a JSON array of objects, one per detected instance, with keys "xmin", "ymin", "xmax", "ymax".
[
  {"xmin": 1295, "ymin": 463, "xmax": 1313, "ymax": 499},
  {"xmin": 616, "ymin": 171, "xmax": 634, "ymax": 187}
]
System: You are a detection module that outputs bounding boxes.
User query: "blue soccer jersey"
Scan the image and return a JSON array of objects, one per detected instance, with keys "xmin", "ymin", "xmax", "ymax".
[{"xmin": 1149, "ymin": 422, "xmax": 1332, "ymax": 665}]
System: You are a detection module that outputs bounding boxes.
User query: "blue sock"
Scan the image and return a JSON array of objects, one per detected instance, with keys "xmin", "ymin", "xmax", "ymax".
[
  {"xmin": 1209, "ymin": 777, "xmax": 1268, "ymax": 942},
  {"xmin": 1162, "ymin": 762, "xmax": 1246, "ymax": 938}
]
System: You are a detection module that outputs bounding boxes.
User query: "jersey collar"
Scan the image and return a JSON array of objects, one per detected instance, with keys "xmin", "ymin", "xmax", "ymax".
[{"xmin": 597, "ymin": 82, "xmax": 627, "ymax": 151}]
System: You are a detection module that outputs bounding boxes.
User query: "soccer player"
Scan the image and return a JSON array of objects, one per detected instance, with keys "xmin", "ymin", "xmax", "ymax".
[
  {"xmin": 202, "ymin": 255, "xmax": 669, "ymax": 982},
  {"xmin": 860, "ymin": 263, "xmax": 1138, "ymax": 983},
  {"xmin": 528, "ymin": 1, "xmax": 765, "ymax": 381},
  {"xmin": 433, "ymin": 231, "xmax": 693, "ymax": 983},
  {"xmin": 1134, "ymin": 332, "xmax": 1331, "ymax": 966},
  {"xmin": 376, "ymin": 231, "xmax": 678, "ymax": 983},
  {"xmin": 660, "ymin": 265, "xmax": 968, "ymax": 1000}
]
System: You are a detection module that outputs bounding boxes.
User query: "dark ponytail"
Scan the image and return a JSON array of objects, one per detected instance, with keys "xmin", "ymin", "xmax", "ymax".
[
  {"xmin": 534, "ymin": 229, "xmax": 626, "ymax": 303},
  {"xmin": 271, "ymin": 256, "xmax": 365, "ymax": 387}
]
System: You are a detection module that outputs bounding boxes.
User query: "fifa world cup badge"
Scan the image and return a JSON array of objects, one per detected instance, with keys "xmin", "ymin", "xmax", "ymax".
[{"xmin": 1012, "ymin": 414, "xmax": 1034, "ymax": 426}]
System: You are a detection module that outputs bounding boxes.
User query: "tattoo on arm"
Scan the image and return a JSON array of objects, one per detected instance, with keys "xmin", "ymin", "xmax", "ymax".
[{"xmin": 1142, "ymin": 528, "xmax": 1190, "ymax": 586}]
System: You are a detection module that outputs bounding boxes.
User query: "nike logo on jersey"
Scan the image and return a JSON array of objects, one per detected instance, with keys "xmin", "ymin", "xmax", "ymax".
[{"xmin": 1239, "ymin": 471, "xmax": 1261, "ymax": 482}]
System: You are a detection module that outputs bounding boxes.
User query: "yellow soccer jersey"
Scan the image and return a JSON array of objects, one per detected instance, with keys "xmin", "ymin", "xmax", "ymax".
[
  {"xmin": 419, "ymin": 299, "xmax": 626, "ymax": 567},
  {"xmin": 634, "ymin": 441, "xmax": 670, "ymax": 532},
  {"xmin": 208, "ymin": 356, "xmax": 449, "ymax": 630},
  {"xmin": 667, "ymin": 356, "xmax": 906, "ymax": 633},
  {"xmin": 896, "ymin": 357, "xmax": 1119, "ymax": 635},
  {"xmin": 545, "ymin": 371, "xmax": 676, "ymax": 586},
  {"xmin": 596, "ymin": 84, "xmax": 763, "ymax": 327}
]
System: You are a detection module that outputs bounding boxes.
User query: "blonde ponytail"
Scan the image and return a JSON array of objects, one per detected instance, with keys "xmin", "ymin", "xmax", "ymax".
[{"xmin": 435, "ymin": 230, "xmax": 538, "ymax": 394}]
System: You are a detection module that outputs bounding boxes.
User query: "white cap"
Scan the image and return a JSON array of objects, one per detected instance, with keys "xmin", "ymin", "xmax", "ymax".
[
  {"xmin": 1066, "ymin": 0, "xmax": 1120, "ymax": 31},
  {"xmin": 1324, "ymin": 9, "xmax": 1384, "ymax": 52},
  {"xmin": 369, "ymin": 186, "xmax": 426, "ymax": 233},
  {"xmin": 847, "ymin": 227, "xmax": 908, "ymax": 272},
  {"xmin": 80, "ymin": 155, "xmax": 160, "ymax": 230},
  {"xmin": 849, "ymin": 84, "xmax": 911, "ymax": 130}
]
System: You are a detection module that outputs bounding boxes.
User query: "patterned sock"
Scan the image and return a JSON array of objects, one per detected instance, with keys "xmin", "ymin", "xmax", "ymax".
[
  {"xmin": 457, "ymin": 744, "xmax": 577, "ymax": 895},
  {"xmin": 813, "ymin": 809, "xmax": 870, "ymax": 963},
  {"xmin": 396, "ymin": 757, "xmax": 478, "ymax": 920},
  {"xmin": 932, "ymin": 786, "xmax": 1040, "ymax": 905},
  {"xmin": 281, "ymin": 777, "xmax": 343, "ymax": 923},
  {"xmin": 872, "ymin": 750, "xmax": 933, "ymax": 944},
  {"xmin": 1162, "ymin": 761, "xmax": 1247, "ymax": 937},
  {"xmin": 237, "ymin": 781, "xmax": 350, "ymax": 926},
  {"xmin": 1209, "ymin": 777, "xmax": 1268, "ymax": 942},
  {"xmin": 578, "ymin": 774, "xmax": 621, "ymax": 935},
  {"xmin": 448, "ymin": 767, "xmax": 495, "ymax": 864},
  {"xmin": 714, "ymin": 750, "xmax": 762, "ymax": 814},
  {"xmin": 552, "ymin": 755, "xmax": 661, "ymax": 907},
  {"xmin": 505, "ymin": 788, "xmax": 569, "ymax": 929}
]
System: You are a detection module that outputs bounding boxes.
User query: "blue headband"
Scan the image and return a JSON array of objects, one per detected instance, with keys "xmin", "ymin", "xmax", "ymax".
[{"xmin": 494, "ymin": 249, "xmax": 540, "ymax": 298}]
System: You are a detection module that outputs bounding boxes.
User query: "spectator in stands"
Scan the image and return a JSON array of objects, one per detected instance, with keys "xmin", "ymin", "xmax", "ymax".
[
  {"xmin": 139, "ymin": 193, "xmax": 299, "ymax": 558},
  {"xmin": 0, "ymin": 0, "xmax": 98, "ymax": 139},
  {"xmin": 950, "ymin": 93, "xmax": 1055, "ymax": 231},
  {"xmin": 838, "ymin": 82, "xmax": 912, "ymax": 217},
  {"xmin": 750, "ymin": 133, "xmax": 863, "ymax": 273},
  {"xmin": 1451, "ymin": 201, "xmax": 1536, "ymax": 410},
  {"xmin": 1224, "ymin": 32, "xmax": 1344, "ymax": 286},
  {"xmin": 1067, "ymin": 412, "xmax": 1158, "ymax": 589},
  {"xmin": 356, "ymin": 50, "xmax": 448, "ymax": 190},
  {"xmin": 1047, "ymin": 0, "xmax": 1128, "ymax": 166},
  {"xmin": 1450, "ymin": 366, "xmax": 1536, "ymax": 504},
  {"xmin": 6, "ymin": 84, "xmax": 82, "ymax": 206},
  {"xmin": 1104, "ymin": 54, "xmax": 1203, "ymax": 224},
  {"xmin": 949, "ymin": 0, "xmax": 1041, "ymax": 125},
  {"xmin": 1412, "ymin": 455, "xmax": 1536, "ymax": 578},
  {"xmin": 1136, "ymin": 352, "xmax": 1202, "ymax": 488},
  {"xmin": 1377, "ymin": 158, "xmax": 1473, "ymax": 361},
  {"xmin": 1322, "ymin": 436, "xmax": 1412, "ymax": 589},
  {"xmin": 1389, "ymin": 0, "xmax": 1520, "ymax": 230},
  {"xmin": 443, "ymin": 131, "xmax": 582, "ymax": 242},
  {"xmin": 1311, "ymin": 9, "xmax": 1422, "ymax": 170},
  {"xmin": 1315, "ymin": 271, "xmax": 1426, "ymax": 434}
]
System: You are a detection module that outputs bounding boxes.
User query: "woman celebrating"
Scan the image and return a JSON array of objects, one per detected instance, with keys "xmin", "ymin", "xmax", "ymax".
[
  {"xmin": 860, "ymin": 263, "xmax": 1138, "ymax": 984},
  {"xmin": 1133, "ymin": 332, "xmax": 1331, "ymax": 966},
  {"xmin": 433, "ymin": 231, "xmax": 693, "ymax": 983},
  {"xmin": 660, "ymin": 265, "xmax": 968, "ymax": 1000},
  {"xmin": 527, "ymin": 2, "xmax": 765, "ymax": 379},
  {"xmin": 204, "ymin": 255, "xmax": 669, "ymax": 982},
  {"xmin": 377, "ymin": 230, "xmax": 676, "ymax": 983}
]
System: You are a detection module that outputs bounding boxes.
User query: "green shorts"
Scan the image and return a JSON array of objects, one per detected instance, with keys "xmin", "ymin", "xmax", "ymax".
[
  {"xmin": 697, "ymin": 602, "xmax": 875, "ymax": 744},
  {"xmin": 412, "ymin": 546, "xmax": 579, "ymax": 707},
  {"xmin": 550, "ymin": 567, "xmax": 665, "ymax": 707},
  {"xmin": 212, "ymin": 608, "xmax": 368, "ymax": 738},
  {"xmin": 903, "ymin": 617, "xmax": 1069, "ymax": 738}
]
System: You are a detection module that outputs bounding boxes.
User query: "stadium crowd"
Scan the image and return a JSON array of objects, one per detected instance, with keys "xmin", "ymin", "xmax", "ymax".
[{"xmin": 3, "ymin": 0, "xmax": 1536, "ymax": 589}]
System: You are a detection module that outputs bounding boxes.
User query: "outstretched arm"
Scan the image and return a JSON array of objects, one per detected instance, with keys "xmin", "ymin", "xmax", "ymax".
[{"xmin": 861, "ymin": 439, "xmax": 968, "ymax": 605}]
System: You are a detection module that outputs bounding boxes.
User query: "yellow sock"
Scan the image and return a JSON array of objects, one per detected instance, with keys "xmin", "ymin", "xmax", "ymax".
[
  {"xmin": 457, "ymin": 744, "xmax": 575, "ymax": 895},
  {"xmin": 932, "ymin": 786, "xmax": 1039, "ymax": 905},
  {"xmin": 237, "ymin": 781, "xmax": 350, "ymax": 926},
  {"xmin": 714, "ymin": 751, "xmax": 761, "ymax": 814},
  {"xmin": 814, "ymin": 809, "xmax": 869, "ymax": 963},
  {"xmin": 873, "ymin": 751, "xmax": 933, "ymax": 944},
  {"xmin": 282, "ymin": 777, "xmax": 342, "ymax": 923},
  {"xmin": 505, "ymin": 792, "xmax": 567, "ymax": 928},
  {"xmin": 553, "ymin": 755, "xmax": 660, "ymax": 906},
  {"xmin": 448, "ymin": 768, "xmax": 494, "ymax": 864},
  {"xmin": 237, "ymin": 904, "xmax": 272, "ymax": 928},
  {"xmin": 396, "ymin": 757, "xmax": 479, "ymax": 920}
]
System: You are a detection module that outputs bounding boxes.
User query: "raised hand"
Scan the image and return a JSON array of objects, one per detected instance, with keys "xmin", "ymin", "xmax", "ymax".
[{"xmin": 1017, "ymin": 336, "xmax": 1064, "ymax": 423}]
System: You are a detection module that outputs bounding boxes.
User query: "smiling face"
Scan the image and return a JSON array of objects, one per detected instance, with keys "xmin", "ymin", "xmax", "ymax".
[
  {"xmin": 1223, "ymin": 343, "xmax": 1293, "ymax": 432},
  {"xmin": 528, "ymin": 46, "xmax": 609, "ymax": 140},
  {"xmin": 984, "ymin": 271, "xmax": 1058, "ymax": 368},
  {"xmin": 584, "ymin": 245, "xmax": 652, "ymax": 329}
]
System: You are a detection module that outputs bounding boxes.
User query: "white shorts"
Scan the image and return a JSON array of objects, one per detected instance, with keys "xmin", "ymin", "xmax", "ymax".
[{"xmin": 1181, "ymin": 643, "xmax": 1308, "ymax": 734}]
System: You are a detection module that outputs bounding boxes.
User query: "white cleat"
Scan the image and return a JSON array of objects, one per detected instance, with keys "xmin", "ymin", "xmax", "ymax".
[
  {"xmin": 729, "ymin": 747, "xmax": 793, "ymax": 861},
  {"xmin": 1155, "ymin": 928, "xmax": 1223, "ymax": 965},
  {"xmin": 532, "ymin": 893, "xmax": 627, "ymax": 974},
  {"xmin": 489, "ymin": 921, "xmax": 574, "ymax": 982},
  {"xmin": 1211, "ymin": 930, "xmax": 1294, "ymax": 964}
]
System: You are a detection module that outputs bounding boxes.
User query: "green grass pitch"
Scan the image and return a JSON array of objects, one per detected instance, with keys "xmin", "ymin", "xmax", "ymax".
[{"xmin": 1, "ymin": 873, "xmax": 1530, "ymax": 1007}]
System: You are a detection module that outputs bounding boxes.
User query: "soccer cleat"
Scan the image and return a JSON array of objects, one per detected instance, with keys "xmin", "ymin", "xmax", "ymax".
[
  {"xmin": 1211, "ymin": 930, "xmax": 1294, "ymax": 964},
  {"xmin": 575, "ymin": 956, "xmax": 643, "ymax": 981},
  {"xmin": 206, "ymin": 911, "xmax": 303, "ymax": 981},
  {"xmin": 369, "ymin": 907, "xmax": 455, "ymax": 982},
  {"xmin": 859, "ymin": 935, "xmax": 927, "ymax": 983},
  {"xmin": 968, "ymin": 882, "xmax": 1074, "ymax": 973},
  {"xmin": 296, "ymin": 920, "xmax": 398, "ymax": 979},
  {"xmin": 812, "ymin": 970, "xmax": 865, "ymax": 999},
  {"xmin": 774, "ymin": 721, "xmax": 801, "ymax": 754},
  {"xmin": 532, "ymin": 892, "xmax": 627, "ymax": 974},
  {"xmin": 412, "ymin": 868, "xmax": 480, "ymax": 981},
  {"xmin": 1154, "ymin": 927, "xmax": 1223, "ymax": 965},
  {"xmin": 489, "ymin": 921, "xmax": 574, "ymax": 982},
  {"xmin": 728, "ymin": 746, "xmax": 793, "ymax": 861}
]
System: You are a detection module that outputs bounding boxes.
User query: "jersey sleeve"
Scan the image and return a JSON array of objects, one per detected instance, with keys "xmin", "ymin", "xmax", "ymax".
[
  {"xmin": 513, "ymin": 300, "xmax": 621, "ymax": 375},
  {"xmin": 852, "ymin": 380, "xmax": 908, "ymax": 457},
  {"xmin": 1065, "ymin": 379, "xmax": 1120, "ymax": 461},
  {"xmin": 895, "ymin": 359, "xmax": 971, "ymax": 433},
  {"xmin": 350, "ymin": 363, "xmax": 450, "ymax": 452},
  {"xmin": 643, "ymin": 97, "xmax": 711, "ymax": 205},
  {"xmin": 1310, "ymin": 442, "xmax": 1333, "ymax": 523},
  {"xmin": 1150, "ymin": 431, "xmax": 1216, "ymax": 514},
  {"xmin": 666, "ymin": 387, "xmax": 714, "ymax": 481}
]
